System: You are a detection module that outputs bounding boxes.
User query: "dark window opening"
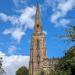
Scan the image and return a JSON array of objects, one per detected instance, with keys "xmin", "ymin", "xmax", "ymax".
[
  {"xmin": 37, "ymin": 40, "xmax": 40, "ymax": 50},
  {"xmin": 37, "ymin": 24, "xmax": 39, "ymax": 28},
  {"xmin": 36, "ymin": 40, "xmax": 41, "ymax": 64}
]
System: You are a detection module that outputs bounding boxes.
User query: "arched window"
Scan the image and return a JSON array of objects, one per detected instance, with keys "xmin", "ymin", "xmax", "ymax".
[
  {"xmin": 37, "ymin": 40, "xmax": 41, "ymax": 64},
  {"xmin": 37, "ymin": 24, "xmax": 39, "ymax": 28},
  {"xmin": 36, "ymin": 24, "xmax": 39, "ymax": 32},
  {"xmin": 37, "ymin": 40, "xmax": 40, "ymax": 50}
]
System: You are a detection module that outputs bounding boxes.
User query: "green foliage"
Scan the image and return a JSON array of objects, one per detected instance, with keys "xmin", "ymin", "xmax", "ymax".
[
  {"xmin": 0, "ymin": 57, "xmax": 5, "ymax": 75},
  {"xmin": 36, "ymin": 70, "xmax": 45, "ymax": 75},
  {"xmin": 55, "ymin": 25, "xmax": 75, "ymax": 75},
  {"xmin": 48, "ymin": 70, "xmax": 56, "ymax": 75},
  {"xmin": 63, "ymin": 25, "xmax": 75, "ymax": 42},
  {"xmin": 16, "ymin": 66, "xmax": 29, "ymax": 75},
  {"xmin": 55, "ymin": 46, "xmax": 75, "ymax": 75}
]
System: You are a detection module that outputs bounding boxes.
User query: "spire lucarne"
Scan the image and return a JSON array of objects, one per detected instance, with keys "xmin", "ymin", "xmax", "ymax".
[{"xmin": 29, "ymin": 1, "xmax": 47, "ymax": 75}]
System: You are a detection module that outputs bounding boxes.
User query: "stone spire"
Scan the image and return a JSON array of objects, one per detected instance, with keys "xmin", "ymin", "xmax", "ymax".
[
  {"xmin": 29, "ymin": 1, "xmax": 47, "ymax": 75},
  {"xmin": 34, "ymin": 1, "xmax": 42, "ymax": 33}
]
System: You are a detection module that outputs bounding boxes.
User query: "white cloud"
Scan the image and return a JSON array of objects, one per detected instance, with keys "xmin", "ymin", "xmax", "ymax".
[
  {"xmin": 13, "ymin": 0, "xmax": 26, "ymax": 8},
  {"xmin": 0, "ymin": 6, "xmax": 36, "ymax": 27},
  {"xmin": 0, "ymin": 51, "xmax": 29, "ymax": 75},
  {"xmin": 19, "ymin": 6, "xmax": 36, "ymax": 29},
  {"xmin": 3, "ymin": 29, "xmax": 12, "ymax": 35},
  {"xmin": 57, "ymin": 0, "xmax": 75, "ymax": 15},
  {"xmin": 11, "ymin": 29, "xmax": 25, "ymax": 42},
  {"xmin": 0, "ymin": 51, "xmax": 5, "ymax": 57},
  {"xmin": 8, "ymin": 45, "xmax": 17, "ymax": 54},
  {"xmin": 0, "ymin": 13, "xmax": 8, "ymax": 22},
  {"xmin": 43, "ymin": 31, "xmax": 48, "ymax": 35},
  {"xmin": 1, "ymin": 6, "xmax": 36, "ymax": 42},
  {"xmin": 46, "ymin": 0, "xmax": 75, "ymax": 26},
  {"xmin": 58, "ymin": 19, "xmax": 70, "ymax": 27},
  {"xmin": 3, "ymin": 28, "xmax": 25, "ymax": 42}
]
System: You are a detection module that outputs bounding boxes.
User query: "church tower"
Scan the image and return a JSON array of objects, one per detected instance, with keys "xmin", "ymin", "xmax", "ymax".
[{"xmin": 29, "ymin": 2, "xmax": 47, "ymax": 75}]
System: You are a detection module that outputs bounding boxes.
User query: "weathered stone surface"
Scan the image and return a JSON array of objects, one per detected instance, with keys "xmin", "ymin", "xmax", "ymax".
[{"xmin": 29, "ymin": 2, "xmax": 59, "ymax": 75}]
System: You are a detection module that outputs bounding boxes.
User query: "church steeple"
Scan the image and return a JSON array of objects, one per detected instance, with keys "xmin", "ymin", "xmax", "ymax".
[
  {"xmin": 34, "ymin": 1, "xmax": 42, "ymax": 33},
  {"xmin": 29, "ymin": 1, "xmax": 47, "ymax": 75}
]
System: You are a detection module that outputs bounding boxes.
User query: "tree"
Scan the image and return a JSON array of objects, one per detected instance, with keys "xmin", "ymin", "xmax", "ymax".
[
  {"xmin": 55, "ymin": 24, "xmax": 75, "ymax": 75},
  {"xmin": 61, "ymin": 25, "xmax": 75, "ymax": 42},
  {"xmin": 0, "ymin": 57, "xmax": 5, "ymax": 75},
  {"xmin": 36, "ymin": 70, "xmax": 45, "ymax": 75},
  {"xmin": 55, "ymin": 46, "xmax": 75, "ymax": 75},
  {"xmin": 16, "ymin": 66, "xmax": 29, "ymax": 75}
]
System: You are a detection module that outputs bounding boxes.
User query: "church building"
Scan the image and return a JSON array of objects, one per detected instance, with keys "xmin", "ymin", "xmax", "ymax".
[{"xmin": 29, "ymin": 2, "xmax": 59, "ymax": 75}]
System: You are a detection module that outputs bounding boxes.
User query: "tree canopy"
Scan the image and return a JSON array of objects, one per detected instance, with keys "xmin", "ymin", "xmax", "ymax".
[
  {"xmin": 55, "ymin": 46, "xmax": 75, "ymax": 75},
  {"xmin": 16, "ymin": 66, "xmax": 29, "ymax": 75},
  {"xmin": 61, "ymin": 25, "xmax": 75, "ymax": 42}
]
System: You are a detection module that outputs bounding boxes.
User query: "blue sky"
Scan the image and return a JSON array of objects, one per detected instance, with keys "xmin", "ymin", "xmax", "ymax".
[{"xmin": 0, "ymin": 0, "xmax": 75, "ymax": 58}]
